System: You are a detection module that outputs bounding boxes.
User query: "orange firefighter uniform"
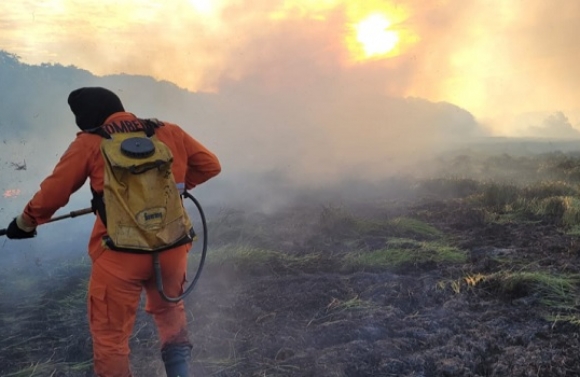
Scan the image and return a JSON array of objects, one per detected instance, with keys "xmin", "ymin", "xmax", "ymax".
[{"xmin": 17, "ymin": 111, "xmax": 221, "ymax": 376}]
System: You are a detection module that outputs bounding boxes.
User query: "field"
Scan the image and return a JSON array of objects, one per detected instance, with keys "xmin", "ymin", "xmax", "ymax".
[{"xmin": 3, "ymin": 144, "xmax": 580, "ymax": 376}]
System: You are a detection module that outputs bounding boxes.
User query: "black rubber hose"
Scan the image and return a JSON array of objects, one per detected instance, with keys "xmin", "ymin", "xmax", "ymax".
[{"xmin": 155, "ymin": 191, "xmax": 208, "ymax": 302}]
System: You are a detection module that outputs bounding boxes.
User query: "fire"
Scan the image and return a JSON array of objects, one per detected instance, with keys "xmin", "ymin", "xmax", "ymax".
[
  {"xmin": 354, "ymin": 13, "xmax": 399, "ymax": 58},
  {"xmin": 3, "ymin": 189, "xmax": 21, "ymax": 198}
]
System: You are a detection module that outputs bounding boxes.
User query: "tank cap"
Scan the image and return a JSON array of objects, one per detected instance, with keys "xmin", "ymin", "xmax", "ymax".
[{"xmin": 120, "ymin": 137, "xmax": 155, "ymax": 158}]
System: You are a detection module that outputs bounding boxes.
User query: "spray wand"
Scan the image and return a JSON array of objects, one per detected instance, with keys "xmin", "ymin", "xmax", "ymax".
[
  {"xmin": 0, "ymin": 208, "xmax": 94, "ymax": 236},
  {"xmin": 0, "ymin": 193, "xmax": 208, "ymax": 302}
]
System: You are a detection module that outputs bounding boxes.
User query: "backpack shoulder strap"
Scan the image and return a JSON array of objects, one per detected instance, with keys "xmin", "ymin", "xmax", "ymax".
[
  {"xmin": 138, "ymin": 118, "xmax": 164, "ymax": 137},
  {"xmin": 85, "ymin": 126, "xmax": 112, "ymax": 139},
  {"xmin": 84, "ymin": 118, "xmax": 164, "ymax": 139}
]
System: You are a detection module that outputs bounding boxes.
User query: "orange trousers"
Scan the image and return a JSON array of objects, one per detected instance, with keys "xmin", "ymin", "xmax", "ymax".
[{"xmin": 88, "ymin": 244, "xmax": 191, "ymax": 377}]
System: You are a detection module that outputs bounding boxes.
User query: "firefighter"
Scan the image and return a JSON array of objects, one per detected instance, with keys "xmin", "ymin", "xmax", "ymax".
[{"xmin": 5, "ymin": 87, "xmax": 222, "ymax": 377}]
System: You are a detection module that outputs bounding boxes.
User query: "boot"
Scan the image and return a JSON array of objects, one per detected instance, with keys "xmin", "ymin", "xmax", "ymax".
[{"xmin": 162, "ymin": 343, "xmax": 192, "ymax": 377}]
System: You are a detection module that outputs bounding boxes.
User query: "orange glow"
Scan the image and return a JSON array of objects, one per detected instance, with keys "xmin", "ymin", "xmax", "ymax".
[
  {"xmin": 355, "ymin": 13, "xmax": 399, "ymax": 58},
  {"xmin": 188, "ymin": 0, "xmax": 225, "ymax": 16},
  {"xmin": 189, "ymin": 0, "xmax": 214, "ymax": 14},
  {"xmin": 270, "ymin": 1, "xmax": 417, "ymax": 63},
  {"xmin": 344, "ymin": 3, "xmax": 418, "ymax": 62},
  {"xmin": 3, "ymin": 189, "xmax": 21, "ymax": 198}
]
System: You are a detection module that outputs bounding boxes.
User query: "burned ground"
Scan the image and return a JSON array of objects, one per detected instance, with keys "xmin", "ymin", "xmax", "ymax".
[
  {"xmin": 180, "ymin": 199, "xmax": 580, "ymax": 377},
  {"xmin": 2, "ymin": 151, "xmax": 580, "ymax": 376}
]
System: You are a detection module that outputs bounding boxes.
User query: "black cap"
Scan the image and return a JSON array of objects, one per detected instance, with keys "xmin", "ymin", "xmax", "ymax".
[{"xmin": 67, "ymin": 87, "xmax": 125, "ymax": 130}]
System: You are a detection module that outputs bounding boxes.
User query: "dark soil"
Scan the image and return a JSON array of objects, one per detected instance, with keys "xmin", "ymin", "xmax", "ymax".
[
  {"xmin": 179, "ymin": 200, "xmax": 580, "ymax": 377},
  {"xmin": 2, "ymin": 194, "xmax": 580, "ymax": 377}
]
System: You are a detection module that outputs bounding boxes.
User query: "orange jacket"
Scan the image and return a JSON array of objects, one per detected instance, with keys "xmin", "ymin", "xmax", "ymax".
[{"xmin": 22, "ymin": 112, "xmax": 221, "ymax": 260}]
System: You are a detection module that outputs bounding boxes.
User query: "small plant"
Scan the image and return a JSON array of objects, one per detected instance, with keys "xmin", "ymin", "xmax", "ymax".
[
  {"xmin": 479, "ymin": 182, "xmax": 519, "ymax": 211},
  {"xmin": 475, "ymin": 270, "xmax": 579, "ymax": 309},
  {"xmin": 562, "ymin": 197, "xmax": 580, "ymax": 227}
]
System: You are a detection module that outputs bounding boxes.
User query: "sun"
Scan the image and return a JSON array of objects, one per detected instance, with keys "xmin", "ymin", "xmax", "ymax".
[
  {"xmin": 354, "ymin": 13, "xmax": 400, "ymax": 59},
  {"xmin": 188, "ymin": 0, "xmax": 220, "ymax": 16}
]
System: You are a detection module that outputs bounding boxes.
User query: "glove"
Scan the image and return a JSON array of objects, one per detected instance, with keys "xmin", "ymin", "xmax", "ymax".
[{"xmin": 6, "ymin": 216, "xmax": 37, "ymax": 239}]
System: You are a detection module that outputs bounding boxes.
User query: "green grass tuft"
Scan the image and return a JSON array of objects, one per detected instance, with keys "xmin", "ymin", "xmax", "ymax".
[
  {"xmin": 204, "ymin": 246, "xmax": 325, "ymax": 272},
  {"xmin": 342, "ymin": 238, "xmax": 466, "ymax": 269},
  {"xmin": 388, "ymin": 217, "xmax": 443, "ymax": 239}
]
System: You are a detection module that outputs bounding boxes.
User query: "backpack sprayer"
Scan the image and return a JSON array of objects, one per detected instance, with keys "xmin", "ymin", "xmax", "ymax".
[{"xmin": 0, "ymin": 191, "xmax": 208, "ymax": 303}]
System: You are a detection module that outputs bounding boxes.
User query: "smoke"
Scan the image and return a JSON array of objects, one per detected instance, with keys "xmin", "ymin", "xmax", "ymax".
[
  {"xmin": 2, "ymin": 0, "xmax": 579, "ymax": 250},
  {"xmin": 2, "ymin": 0, "xmax": 579, "ymax": 131},
  {"xmin": 0, "ymin": 50, "xmax": 483, "ymax": 229},
  {"xmin": 0, "ymin": 5, "xmax": 578, "ymax": 370},
  {"xmin": 401, "ymin": 1, "xmax": 580, "ymax": 130}
]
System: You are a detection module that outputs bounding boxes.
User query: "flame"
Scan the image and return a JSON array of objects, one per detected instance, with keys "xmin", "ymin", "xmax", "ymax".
[{"xmin": 3, "ymin": 189, "xmax": 21, "ymax": 198}]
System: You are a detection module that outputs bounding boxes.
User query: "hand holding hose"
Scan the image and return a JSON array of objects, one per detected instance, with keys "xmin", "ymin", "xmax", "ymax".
[
  {"xmin": 0, "ymin": 208, "xmax": 93, "ymax": 238},
  {"xmin": 3, "ymin": 218, "xmax": 37, "ymax": 239}
]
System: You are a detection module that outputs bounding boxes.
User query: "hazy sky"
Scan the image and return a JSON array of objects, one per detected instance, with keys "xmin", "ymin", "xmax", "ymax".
[{"xmin": 1, "ymin": 0, "xmax": 579, "ymax": 133}]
